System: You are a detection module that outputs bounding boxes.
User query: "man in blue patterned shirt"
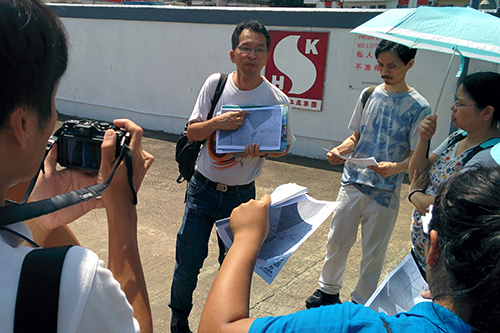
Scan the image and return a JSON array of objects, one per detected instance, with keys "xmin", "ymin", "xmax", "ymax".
[{"xmin": 307, "ymin": 40, "xmax": 431, "ymax": 307}]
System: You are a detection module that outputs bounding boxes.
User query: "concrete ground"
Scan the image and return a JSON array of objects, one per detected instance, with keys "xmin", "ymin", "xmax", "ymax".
[{"xmin": 65, "ymin": 120, "xmax": 414, "ymax": 333}]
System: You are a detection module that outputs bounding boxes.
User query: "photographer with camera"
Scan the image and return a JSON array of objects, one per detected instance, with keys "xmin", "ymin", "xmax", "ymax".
[{"xmin": 0, "ymin": 0, "xmax": 154, "ymax": 332}]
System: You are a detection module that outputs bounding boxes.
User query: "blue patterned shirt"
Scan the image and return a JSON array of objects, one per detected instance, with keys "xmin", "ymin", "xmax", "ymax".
[{"xmin": 342, "ymin": 84, "xmax": 431, "ymax": 208}]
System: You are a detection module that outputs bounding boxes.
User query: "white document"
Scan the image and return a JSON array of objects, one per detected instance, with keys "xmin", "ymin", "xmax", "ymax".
[
  {"xmin": 216, "ymin": 183, "xmax": 339, "ymax": 284},
  {"xmin": 322, "ymin": 147, "xmax": 378, "ymax": 167},
  {"xmin": 216, "ymin": 105, "xmax": 287, "ymax": 153},
  {"xmin": 365, "ymin": 253, "xmax": 431, "ymax": 316},
  {"xmin": 270, "ymin": 182, "xmax": 308, "ymax": 207}
]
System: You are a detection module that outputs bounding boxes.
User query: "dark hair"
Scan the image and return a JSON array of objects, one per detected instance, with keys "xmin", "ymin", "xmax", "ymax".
[
  {"xmin": 375, "ymin": 40, "xmax": 417, "ymax": 65},
  {"xmin": 429, "ymin": 166, "xmax": 500, "ymax": 333},
  {"xmin": 460, "ymin": 71, "xmax": 500, "ymax": 127},
  {"xmin": 0, "ymin": 0, "xmax": 68, "ymax": 130},
  {"xmin": 231, "ymin": 20, "xmax": 270, "ymax": 51}
]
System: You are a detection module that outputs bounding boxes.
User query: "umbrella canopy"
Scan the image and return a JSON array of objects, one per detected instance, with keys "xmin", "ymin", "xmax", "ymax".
[{"xmin": 351, "ymin": 6, "xmax": 500, "ymax": 65}]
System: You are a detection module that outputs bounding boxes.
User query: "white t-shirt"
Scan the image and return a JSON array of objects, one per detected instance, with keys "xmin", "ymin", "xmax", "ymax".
[
  {"xmin": 189, "ymin": 72, "xmax": 295, "ymax": 185},
  {"xmin": 0, "ymin": 222, "xmax": 140, "ymax": 333}
]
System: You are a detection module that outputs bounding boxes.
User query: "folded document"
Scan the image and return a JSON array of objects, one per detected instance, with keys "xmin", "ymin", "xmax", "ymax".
[{"xmin": 216, "ymin": 183, "xmax": 339, "ymax": 284}]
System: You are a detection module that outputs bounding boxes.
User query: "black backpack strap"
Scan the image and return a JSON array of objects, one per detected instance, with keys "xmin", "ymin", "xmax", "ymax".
[
  {"xmin": 446, "ymin": 132, "xmax": 500, "ymax": 166},
  {"xmin": 182, "ymin": 73, "xmax": 227, "ymax": 137},
  {"xmin": 479, "ymin": 137, "xmax": 500, "ymax": 149},
  {"xmin": 361, "ymin": 85, "xmax": 376, "ymax": 110},
  {"xmin": 462, "ymin": 137, "xmax": 500, "ymax": 166},
  {"xmin": 207, "ymin": 73, "xmax": 228, "ymax": 120},
  {"xmin": 446, "ymin": 131, "xmax": 467, "ymax": 149},
  {"xmin": 175, "ymin": 73, "xmax": 228, "ymax": 186},
  {"xmin": 20, "ymin": 130, "xmax": 60, "ymax": 204},
  {"xmin": 15, "ymin": 245, "xmax": 73, "ymax": 333}
]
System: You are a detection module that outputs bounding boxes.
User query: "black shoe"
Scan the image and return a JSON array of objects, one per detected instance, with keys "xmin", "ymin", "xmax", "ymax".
[
  {"xmin": 171, "ymin": 316, "xmax": 192, "ymax": 333},
  {"xmin": 305, "ymin": 289, "xmax": 341, "ymax": 309}
]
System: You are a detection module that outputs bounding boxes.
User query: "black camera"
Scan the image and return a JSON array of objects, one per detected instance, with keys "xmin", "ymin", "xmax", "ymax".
[{"xmin": 57, "ymin": 119, "xmax": 130, "ymax": 171}]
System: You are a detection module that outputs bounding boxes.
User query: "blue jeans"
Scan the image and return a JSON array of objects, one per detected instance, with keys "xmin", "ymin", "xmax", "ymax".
[{"xmin": 169, "ymin": 174, "xmax": 255, "ymax": 320}]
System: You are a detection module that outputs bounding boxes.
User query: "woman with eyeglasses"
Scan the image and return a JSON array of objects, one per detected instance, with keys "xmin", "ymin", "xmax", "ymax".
[
  {"xmin": 408, "ymin": 71, "xmax": 500, "ymax": 275},
  {"xmin": 199, "ymin": 166, "xmax": 500, "ymax": 333}
]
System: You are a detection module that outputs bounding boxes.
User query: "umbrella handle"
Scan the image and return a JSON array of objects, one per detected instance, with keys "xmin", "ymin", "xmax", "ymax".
[{"xmin": 433, "ymin": 48, "xmax": 458, "ymax": 116}]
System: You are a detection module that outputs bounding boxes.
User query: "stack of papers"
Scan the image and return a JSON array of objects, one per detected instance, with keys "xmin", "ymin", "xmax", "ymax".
[
  {"xmin": 216, "ymin": 183, "xmax": 339, "ymax": 284},
  {"xmin": 216, "ymin": 105, "xmax": 288, "ymax": 154}
]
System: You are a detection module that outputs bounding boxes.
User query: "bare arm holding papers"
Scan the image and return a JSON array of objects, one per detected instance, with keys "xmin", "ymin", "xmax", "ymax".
[
  {"xmin": 323, "ymin": 145, "xmax": 412, "ymax": 177},
  {"xmin": 322, "ymin": 147, "xmax": 378, "ymax": 167},
  {"xmin": 216, "ymin": 183, "xmax": 338, "ymax": 284},
  {"xmin": 323, "ymin": 129, "xmax": 411, "ymax": 177},
  {"xmin": 325, "ymin": 132, "xmax": 360, "ymax": 165}
]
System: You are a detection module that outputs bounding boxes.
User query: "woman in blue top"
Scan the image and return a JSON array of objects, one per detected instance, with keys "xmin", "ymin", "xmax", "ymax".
[{"xmin": 199, "ymin": 166, "xmax": 500, "ymax": 333}]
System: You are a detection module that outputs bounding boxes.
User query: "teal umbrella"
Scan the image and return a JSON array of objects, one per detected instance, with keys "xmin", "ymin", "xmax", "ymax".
[
  {"xmin": 351, "ymin": 6, "xmax": 500, "ymax": 113},
  {"xmin": 352, "ymin": 6, "xmax": 500, "ymax": 64}
]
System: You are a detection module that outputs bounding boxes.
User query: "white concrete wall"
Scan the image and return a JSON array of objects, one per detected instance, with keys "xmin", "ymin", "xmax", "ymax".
[
  {"xmin": 57, "ymin": 18, "xmax": 235, "ymax": 136},
  {"xmin": 54, "ymin": 5, "xmax": 500, "ymax": 159}
]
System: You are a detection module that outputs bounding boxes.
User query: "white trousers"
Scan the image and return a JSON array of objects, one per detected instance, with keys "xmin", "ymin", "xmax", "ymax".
[{"xmin": 318, "ymin": 185, "xmax": 399, "ymax": 304}]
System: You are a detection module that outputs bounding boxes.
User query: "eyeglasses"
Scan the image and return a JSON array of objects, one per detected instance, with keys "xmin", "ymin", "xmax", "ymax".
[
  {"xmin": 237, "ymin": 46, "xmax": 268, "ymax": 55},
  {"xmin": 451, "ymin": 97, "xmax": 476, "ymax": 109}
]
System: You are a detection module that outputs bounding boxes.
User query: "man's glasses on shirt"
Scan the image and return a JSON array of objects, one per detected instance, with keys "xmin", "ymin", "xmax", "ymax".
[{"xmin": 237, "ymin": 46, "xmax": 268, "ymax": 55}]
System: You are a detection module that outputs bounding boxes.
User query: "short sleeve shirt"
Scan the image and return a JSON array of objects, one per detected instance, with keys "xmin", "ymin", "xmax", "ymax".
[
  {"xmin": 0, "ymin": 222, "xmax": 139, "ymax": 332},
  {"xmin": 342, "ymin": 84, "xmax": 431, "ymax": 208},
  {"xmin": 189, "ymin": 72, "xmax": 295, "ymax": 185},
  {"xmin": 249, "ymin": 302, "xmax": 471, "ymax": 333}
]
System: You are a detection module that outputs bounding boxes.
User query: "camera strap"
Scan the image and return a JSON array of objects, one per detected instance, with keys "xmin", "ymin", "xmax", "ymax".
[
  {"xmin": 0, "ymin": 131, "xmax": 137, "ymax": 228},
  {"xmin": 19, "ymin": 128, "xmax": 62, "ymax": 204}
]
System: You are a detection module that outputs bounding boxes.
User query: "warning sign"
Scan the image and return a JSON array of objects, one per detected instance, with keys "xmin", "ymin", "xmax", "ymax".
[{"xmin": 349, "ymin": 34, "xmax": 382, "ymax": 90}]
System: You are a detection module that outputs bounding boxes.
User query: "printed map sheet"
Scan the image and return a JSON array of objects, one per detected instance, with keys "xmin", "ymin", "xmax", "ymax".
[{"xmin": 216, "ymin": 105, "xmax": 287, "ymax": 153}]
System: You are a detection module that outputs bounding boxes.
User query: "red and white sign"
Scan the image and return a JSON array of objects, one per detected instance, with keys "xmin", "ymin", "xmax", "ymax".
[
  {"xmin": 349, "ymin": 34, "xmax": 382, "ymax": 90},
  {"xmin": 265, "ymin": 31, "xmax": 329, "ymax": 111}
]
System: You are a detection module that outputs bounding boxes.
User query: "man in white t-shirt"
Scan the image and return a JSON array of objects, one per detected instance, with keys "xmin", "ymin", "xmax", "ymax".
[
  {"xmin": 169, "ymin": 20, "xmax": 294, "ymax": 333},
  {"xmin": 0, "ymin": 1, "xmax": 154, "ymax": 331}
]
